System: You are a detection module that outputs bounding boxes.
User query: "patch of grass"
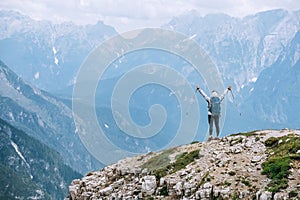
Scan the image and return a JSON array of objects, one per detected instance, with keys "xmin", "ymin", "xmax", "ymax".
[
  {"xmin": 230, "ymin": 130, "xmax": 259, "ymax": 137},
  {"xmin": 171, "ymin": 149, "xmax": 199, "ymax": 173},
  {"xmin": 230, "ymin": 137, "xmax": 244, "ymax": 146},
  {"xmin": 141, "ymin": 148, "xmax": 175, "ymax": 179},
  {"xmin": 154, "ymin": 167, "xmax": 169, "ymax": 180},
  {"xmin": 289, "ymin": 190, "xmax": 298, "ymax": 198},
  {"xmin": 142, "ymin": 148, "xmax": 200, "ymax": 179},
  {"xmin": 242, "ymin": 179, "xmax": 251, "ymax": 187},
  {"xmin": 142, "ymin": 148, "xmax": 175, "ymax": 171},
  {"xmin": 159, "ymin": 186, "xmax": 168, "ymax": 196},
  {"xmin": 262, "ymin": 157, "xmax": 291, "ymax": 181},
  {"xmin": 232, "ymin": 192, "xmax": 239, "ymax": 200},
  {"xmin": 264, "ymin": 137, "xmax": 279, "ymax": 147},
  {"xmin": 198, "ymin": 172, "xmax": 210, "ymax": 186},
  {"xmin": 262, "ymin": 134, "xmax": 300, "ymax": 193},
  {"xmin": 225, "ymin": 181, "xmax": 231, "ymax": 186},
  {"xmin": 265, "ymin": 134, "xmax": 300, "ymax": 156}
]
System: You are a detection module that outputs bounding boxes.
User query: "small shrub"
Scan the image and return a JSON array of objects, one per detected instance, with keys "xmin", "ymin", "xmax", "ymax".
[
  {"xmin": 159, "ymin": 186, "xmax": 168, "ymax": 196},
  {"xmin": 289, "ymin": 190, "xmax": 298, "ymax": 198},
  {"xmin": 198, "ymin": 172, "xmax": 209, "ymax": 186},
  {"xmin": 267, "ymin": 178, "xmax": 288, "ymax": 193},
  {"xmin": 225, "ymin": 181, "xmax": 231, "ymax": 186},
  {"xmin": 242, "ymin": 179, "xmax": 251, "ymax": 187},
  {"xmin": 264, "ymin": 137, "xmax": 278, "ymax": 147},
  {"xmin": 262, "ymin": 134, "xmax": 300, "ymax": 193},
  {"xmin": 228, "ymin": 171, "xmax": 236, "ymax": 176},
  {"xmin": 232, "ymin": 192, "xmax": 239, "ymax": 200},
  {"xmin": 262, "ymin": 157, "xmax": 291, "ymax": 180}
]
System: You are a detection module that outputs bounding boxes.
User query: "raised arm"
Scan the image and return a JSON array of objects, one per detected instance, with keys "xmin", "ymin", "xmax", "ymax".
[
  {"xmin": 196, "ymin": 86, "xmax": 210, "ymax": 102},
  {"xmin": 220, "ymin": 86, "xmax": 232, "ymax": 101}
]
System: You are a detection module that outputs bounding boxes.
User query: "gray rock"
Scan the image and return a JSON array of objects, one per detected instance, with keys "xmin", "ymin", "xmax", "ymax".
[
  {"xmin": 251, "ymin": 156, "xmax": 262, "ymax": 163},
  {"xmin": 68, "ymin": 185, "xmax": 78, "ymax": 200},
  {"xmin": 141, "ymin": 175, "xmax": 157, "ymax": 195},
  {"xmin": 174, "ymin": 181, "xmax": 183, "ymax": 196},
  {"xmin": 203, "ymin": 182, "xmax": 212, "ymax": 189},
  {"xmin": 273, "ymin": 193, "xmax": 288, "ymax": 200},
  {"xmin": 245, "ymin": 138, "xmax": 253, "ymax": 148},
  {"xmin": 259, "ymin": 191, "xmax": 272, "ymax": 200},
  {"xmin": 159, "ymin": 177, "xmax": 165, "ymax": 186},
  {"xmin": 214, "ymin": 187, "xmax": 230, "ymax": 197},
  {"xmin": 99, "ymin": 186, "xmax": 113, "ymax": 196},
  {"xmin": 230, "ymin": 145, "xmax": 243, "ymax": 154},
  {"xmin": 198, "ymin": 188, "xmax": 212, "ymax": 199},
  {"xmin": 81, "ymin": 192, "xmax": 92, "ymax": 200}
]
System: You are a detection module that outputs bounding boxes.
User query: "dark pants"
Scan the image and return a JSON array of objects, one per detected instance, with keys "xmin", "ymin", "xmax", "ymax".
[{"xmin": 208, "ymin": 114, "xmax": 220, "ymax": 137}]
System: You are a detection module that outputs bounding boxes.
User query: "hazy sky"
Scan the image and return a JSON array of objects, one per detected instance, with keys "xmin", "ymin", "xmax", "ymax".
[{"xmin": 1, "ymin": 0, "xmax": 300, "ymax": 32}]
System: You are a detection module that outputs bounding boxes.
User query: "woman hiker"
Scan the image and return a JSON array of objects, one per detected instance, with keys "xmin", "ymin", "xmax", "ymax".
[{"xmin": 196, "ymin": 85, "xmax": 232, "ymax": 140}]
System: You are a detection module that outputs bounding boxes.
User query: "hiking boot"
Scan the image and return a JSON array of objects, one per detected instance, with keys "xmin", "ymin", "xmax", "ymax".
[{"xmin": 207, "ymin": 136, "xmax": 213, "ymax": 141}]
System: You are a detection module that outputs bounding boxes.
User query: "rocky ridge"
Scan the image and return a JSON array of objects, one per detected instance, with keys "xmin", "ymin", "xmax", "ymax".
[{"xmin": 67, "ymin": 129, "xmax": 300, "ymax": 199}]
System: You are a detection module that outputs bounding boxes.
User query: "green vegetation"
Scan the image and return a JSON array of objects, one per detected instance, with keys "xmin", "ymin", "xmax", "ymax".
[
  {"xmin": 0, "ymin": 119, "xmax": 82, "ymax": 199},
  {"xmin": 225, "ymin": 181, "xmax": 231, "ymax": 186},
  {"xmin": 142, "ymin": 148, "xmax": 200, "ymax": 179},
  {"xmin": 289, "ymin": 190, "xmax": 298, "ymax": 198},
  {"xmin": 228, "ymin": 171, "xmax": 236, "ymax": 176},
  {"xmin": 262, "ymin": 134, "xmax": 300, "ymax": 193},
  {"xmin": 198, "ymin": 172, "xmax": 210, "ymax": 187},
  {"xmin": 159, "ymin": 186, "xmax": 168, "ymax": 196},
  {"xmin": 141, "ymin": 148, "xmax": 175, "ymax": 179},
  {"xmin": 0, "ymin": 164, "xmax": 50, "ymax": 200},
  {"xmin": 242, "ymin": 179, "xmax": 251, "ymax": 187},
  {"xmin": 229, "ymin": 130, "xmax": 260, "ymax": 137},
  {"xmin": 172, "ymin": 150, "xmax": 199, "ymax": 172},
  {"xmin": 232, "ymin": 192, "xmax": 239, "ymax": 200}
]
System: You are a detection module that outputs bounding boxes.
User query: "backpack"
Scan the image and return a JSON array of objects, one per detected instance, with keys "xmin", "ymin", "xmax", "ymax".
[{"xmin": 210, "ymin": 96, "xmax": 221, "ymax": 115}]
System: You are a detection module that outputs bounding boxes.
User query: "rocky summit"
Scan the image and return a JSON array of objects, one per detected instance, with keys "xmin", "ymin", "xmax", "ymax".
[{"xmin": 67, "ymin": 129, "xmax": 300, "ymax": 200}]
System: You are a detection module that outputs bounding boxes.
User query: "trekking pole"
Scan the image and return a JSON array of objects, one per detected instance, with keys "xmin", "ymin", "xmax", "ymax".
[
  {"xmin": 229, "ymin": 89, "xmax": 241, "ymax": 116},
  {"xmin": 186, "ymin": 88, "xmax": 198, "ymax": 116}
]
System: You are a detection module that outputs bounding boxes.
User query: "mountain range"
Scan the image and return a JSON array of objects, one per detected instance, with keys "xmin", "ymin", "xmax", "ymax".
[
  {"xmin": 0, "ymin": 9, "xmax": 299, "ymax": 135},
  {"xmin": 0, "ymin": 9, "xmax": 117, "ymax": 92},
  {"xmin": 0, "ymin": 60, "xmax": 103, "ymax": 174},
  {"xmin": 0, "ymin": 8, "xmax": 300, "ymax": 199},
  {"xmin": 0, "ymin": 117, "xmax": 81, "ymax": 199}
]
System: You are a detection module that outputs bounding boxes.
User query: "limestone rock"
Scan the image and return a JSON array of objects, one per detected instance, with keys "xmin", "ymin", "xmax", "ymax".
[
  {"xmin": 66, "ymin": 130, "xmax": 300, "ymax": 199},
  {"xmin": 141, "ymin": 175, "xmax": 156, "ymax": 195}
]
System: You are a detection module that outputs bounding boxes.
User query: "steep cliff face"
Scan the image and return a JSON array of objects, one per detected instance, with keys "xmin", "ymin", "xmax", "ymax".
[
  {"xmin": 67, "ymin": 129, "xmax": 300, "ymax": 199},
  {"xmin": 0, "ymin": 118, "xmax": 82, "ymax": 199},
  {"xmin": 0, "ymin": 60, "xmax": 103, "ymax": 174}
]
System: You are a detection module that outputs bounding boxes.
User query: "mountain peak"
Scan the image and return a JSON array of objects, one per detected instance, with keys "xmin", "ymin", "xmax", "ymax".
[{"xmin": 67, "ymin": 129, "xmax": 300, "ymax": 199}]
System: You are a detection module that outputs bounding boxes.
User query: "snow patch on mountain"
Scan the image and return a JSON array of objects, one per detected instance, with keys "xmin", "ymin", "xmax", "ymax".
[
  {"xmin": 34, "ymin": 72, "xmax": 40, "ymax": 79},
  {"xmin": 11, "ymin": 140, "xmax": 31, "ymax": 170}
]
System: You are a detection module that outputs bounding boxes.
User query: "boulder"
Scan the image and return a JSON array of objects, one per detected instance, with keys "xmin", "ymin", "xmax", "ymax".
[{"xmin": 141, "ymin": 175, "xmax": 157, "ymax": 195}]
